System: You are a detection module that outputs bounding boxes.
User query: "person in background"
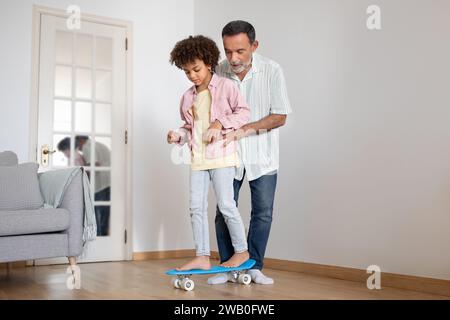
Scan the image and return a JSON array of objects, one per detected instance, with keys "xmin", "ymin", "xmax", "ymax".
[{"xmin": 58, "ymin": 135, "xmax": 111, "ymax": 236}]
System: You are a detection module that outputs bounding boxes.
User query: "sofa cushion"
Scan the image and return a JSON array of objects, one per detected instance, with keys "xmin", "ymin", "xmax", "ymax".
[
  {"xmin": 0, "ymin": 208, "xmax": 70, "ymax": 236},
  {"xmin": 0, "ymin": 162, "xmax": 44, "ymax": 210},
  {"xmin": 0, "ymin": 151, "xmax": 18, "ymax": 166}
]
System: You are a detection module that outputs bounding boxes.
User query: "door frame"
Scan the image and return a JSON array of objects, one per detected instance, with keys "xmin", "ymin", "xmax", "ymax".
[{"xmin": 29, "ymin": 5, "xmax": 134, "ymax": 261}]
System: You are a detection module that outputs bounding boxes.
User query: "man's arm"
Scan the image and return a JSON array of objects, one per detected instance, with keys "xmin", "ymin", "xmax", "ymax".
[
  {"xmin": 243, "ymin": 114, "xmax": 286, "ymax": 133},
  {"xmin": 223, "ymin": 113, "xmax": 287, "ymax": 146}
]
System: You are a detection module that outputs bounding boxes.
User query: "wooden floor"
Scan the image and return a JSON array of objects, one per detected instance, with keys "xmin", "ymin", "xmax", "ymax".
[{"xmin": 0, "ymin": 258, "xmax": 448, "ymax": 300}]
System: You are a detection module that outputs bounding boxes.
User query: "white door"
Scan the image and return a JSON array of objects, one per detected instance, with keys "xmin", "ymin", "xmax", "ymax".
[{"xmin": 35, "ymin": 14, "xmax": 128, "ymax": 262}]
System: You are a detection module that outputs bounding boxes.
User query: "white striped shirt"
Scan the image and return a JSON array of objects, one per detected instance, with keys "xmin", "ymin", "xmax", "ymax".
[{"xmin": 217, "ymin": 53, "xmax": 292, "ymax": 181}]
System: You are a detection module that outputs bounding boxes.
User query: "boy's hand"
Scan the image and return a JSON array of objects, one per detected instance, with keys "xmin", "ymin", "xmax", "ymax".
[
  {"xmin": 204, "ymin": 120, "xmax": 223, "ymax": 143},
  {"xmin": 167, "ymin": 130, "xmax": 181, "ymax": 144}
]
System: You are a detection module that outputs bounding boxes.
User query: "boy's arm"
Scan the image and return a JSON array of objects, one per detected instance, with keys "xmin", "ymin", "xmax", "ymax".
[
  {"xmin": 215, "ymin": 81, "xmax": 251, "ymax": 130},
  {"xmin": 175, "ymin": 96, "xmax": 192, "ymax": 146},
  {"xmin": 175, "ymin": 127, "xmax": 190, "ymax": 146}
]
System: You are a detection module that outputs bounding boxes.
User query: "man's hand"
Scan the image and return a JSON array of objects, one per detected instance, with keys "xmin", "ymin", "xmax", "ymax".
[
  {"xmin": 204, "ymin": 120, "xmax": 223, "ymax": 144},
  {"xmin": 223, "ymin": 126, "xmax": 251, "ymax": 146},
  {"xmin": 167, "ymin": 130, "xmax": 181, "ymax": 144}
]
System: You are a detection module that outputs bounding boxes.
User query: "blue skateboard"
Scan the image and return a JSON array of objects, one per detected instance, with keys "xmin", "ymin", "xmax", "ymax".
[{"xmin": 166, "ymin": 259, "xmax": 256, "ymax": 291}]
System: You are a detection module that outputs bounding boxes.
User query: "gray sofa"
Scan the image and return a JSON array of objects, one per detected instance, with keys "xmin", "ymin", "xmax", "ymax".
[{"xmin": 0, "ymin": 151, "xmax": 83, "ymax": 267}]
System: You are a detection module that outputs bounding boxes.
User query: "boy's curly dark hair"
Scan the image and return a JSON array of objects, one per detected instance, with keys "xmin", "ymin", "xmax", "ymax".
[{"xmin": 170, "ymin": 35, "xmax": 220, "ymax": 72}]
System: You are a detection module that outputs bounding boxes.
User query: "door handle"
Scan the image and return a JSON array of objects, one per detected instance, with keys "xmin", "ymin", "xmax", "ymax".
[
  {"xmin": 42, "ymin": 148, "xmax": 56, "ymax": 155},
  {"xmin": 41, "ymin": 144, "xmax": 56, "ymax": 166}
]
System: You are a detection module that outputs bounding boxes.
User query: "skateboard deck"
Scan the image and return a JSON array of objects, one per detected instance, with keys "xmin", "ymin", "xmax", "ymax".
[{"xmin": 166, "ymin": 259, "xmax": 256, "ymax": 291}]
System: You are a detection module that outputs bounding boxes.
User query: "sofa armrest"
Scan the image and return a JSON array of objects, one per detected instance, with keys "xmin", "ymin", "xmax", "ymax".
[{"xmin": 59, "ymin": 170, "xmax": 84, "ymax": 257}]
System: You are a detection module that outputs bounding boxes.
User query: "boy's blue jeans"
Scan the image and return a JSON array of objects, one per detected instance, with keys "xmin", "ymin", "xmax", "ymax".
[
  {"xmin": 215, "ymin": 170, "xmax": 277, "ymax": 270},
  {"xmin": 190, "ymin": 167, "xmax": 248, "ymax": 256}
]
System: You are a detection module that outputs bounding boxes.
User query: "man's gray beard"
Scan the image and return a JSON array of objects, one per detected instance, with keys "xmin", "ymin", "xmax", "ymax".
[
  {"xmin": 231, "ymin": 64, "xmax": 246, "ymax": 74},
  {"xmin": 231, "ymin": 61, "xmax": 251, "ymax": 74}
]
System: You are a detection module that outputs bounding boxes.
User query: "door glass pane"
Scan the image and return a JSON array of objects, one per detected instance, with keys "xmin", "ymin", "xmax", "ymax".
[
  {"xmin": 53, "ymin": 100, "xmax": 71, "ymax": 132},
  {"xmin": 54, "ymin": 66, "xmax": 72, "ymax": 97},
  {"xmin": 75, "ymin": 102, "xmax": 92, "ymax": 132},
  {"xmin": 78, "ymin": 136, "xmax": 92, "ymax": 166},
  {"xmin": 84, "ymin": 167, "xmax": 94, "ymax": 203},
  {"xmin": 74, "ymin": 146, "xmax": 86, "ymax": 166},
  {"xmin": 76, "ymin": 68, "xmax": 92, "ymax": 99},
  {"xmin": 55, "ymin": 31, "xmax": 72, "ymax": 64},
  {"xmin": 95, "ymin": 103, "xmax": 111, "ymax": 134},
  {"xmin": 94, "ymin": 205, "xmax": 110, "ymax": 236},
  {"xmin": 96, "ymin": 36, "xmax": 112, "ymax": 69},
  {"xmin": 95, "ymin": 70, "xmax": 112, "ymax": 102},
  {"xmin": 93, "ymin": 159, "xmax": 111, "ymax": 237},
  {"xmin": 75, "ymin": 33, "xmax": 93, "ymax": 67},
  {"xmin": 52, "ymin": 134, "xmax": 71, "ymax": 167},
  {"xmin": 94, "ymin": 170, "xmax": 111, "ymax": 201},
  {"xmin": 95, "ymin": 137, "xmax": 112, "ymax": 157}
]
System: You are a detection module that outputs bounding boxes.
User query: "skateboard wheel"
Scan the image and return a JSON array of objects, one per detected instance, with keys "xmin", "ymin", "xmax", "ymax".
[
  {"xmin": 172, "ymin": 278, "xmax": 181, "ymax": 289},
  {"xmin": 238, "ymin": 274, "xmax": 251, "ymax": 285},
  {"xmin": 182, "ymin": 279, "xmax": 195, "ymax": 291}
]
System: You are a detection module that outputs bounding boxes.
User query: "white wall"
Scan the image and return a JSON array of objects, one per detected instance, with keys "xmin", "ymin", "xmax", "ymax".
[
  {"xmin": 0, "ymin": 0, "xmax": 196, "ymax": 255},
  {"xmin": 194, "ymin": 0, "xmax": 450, "ymax": 280}
]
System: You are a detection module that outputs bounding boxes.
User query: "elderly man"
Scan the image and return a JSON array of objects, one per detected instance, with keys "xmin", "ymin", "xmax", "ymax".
[{"xmin": 209, "ymin": 20, "xmax": 292, "ymax": 285}]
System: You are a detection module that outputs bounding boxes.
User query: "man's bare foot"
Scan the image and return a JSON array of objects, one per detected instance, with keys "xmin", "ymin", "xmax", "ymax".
[
  {"xmin": 176, "ymin": 256, "xmax": 211, "ymax": 271},
  {"xmin": 220, "ymin": 251, "xmax": 250, "ymax": 268}
]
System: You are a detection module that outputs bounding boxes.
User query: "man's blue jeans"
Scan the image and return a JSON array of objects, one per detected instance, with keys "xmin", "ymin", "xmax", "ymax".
[{"xmin": 215, "ymin": 170, "xmax": 277, "ymax": 270}]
